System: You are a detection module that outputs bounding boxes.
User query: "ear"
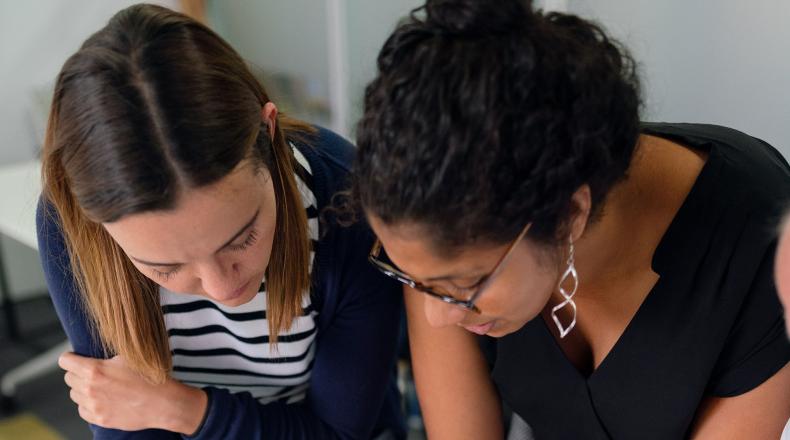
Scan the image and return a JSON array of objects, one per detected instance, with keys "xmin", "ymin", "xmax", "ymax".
[
  {"xmin": 261, "ymin": 102, "xmax": 278, "ymax": 140},
  {"xmin": 569, "ymin": 184, "xmax": 592, "ymax": 243}
]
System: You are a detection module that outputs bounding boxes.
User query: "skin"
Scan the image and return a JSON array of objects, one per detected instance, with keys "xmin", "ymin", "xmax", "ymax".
[
  {"xmin": 774, "ymin": 217, "xmax": 790, "ymax": 335},
  {"xmin": 370, "ymin": 134, "xmax": 790, "ymax": 439},
  {"xmin": 58, "ymin": 103, "xmax": 281, "ymax": 434}
]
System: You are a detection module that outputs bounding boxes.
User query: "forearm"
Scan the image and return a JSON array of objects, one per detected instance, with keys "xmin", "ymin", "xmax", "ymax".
[{"xmin": 406, "ymin": 288, "xmax": 504, "ymax": 439}]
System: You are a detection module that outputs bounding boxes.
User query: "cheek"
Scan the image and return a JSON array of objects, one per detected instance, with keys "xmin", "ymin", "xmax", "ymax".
[
  {"xmin": 476, "ymin": 255, "xmax": 559, "ymax": 326},
  {"xmin": 247, "ymin": 221, "xmax": 276, "ymax": 273},
  {"xmin": 482, "ymin": 270, "xmax": 556, "ymax": 316},
  {"xmin": 240, "ymin": 240, "xmax": 273, "ymax": 275}
]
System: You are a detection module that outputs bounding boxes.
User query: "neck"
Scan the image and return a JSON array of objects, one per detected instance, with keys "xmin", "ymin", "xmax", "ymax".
[{"xmin": 572, "ymin": 134, "xmax": 706, "ymax": 297}]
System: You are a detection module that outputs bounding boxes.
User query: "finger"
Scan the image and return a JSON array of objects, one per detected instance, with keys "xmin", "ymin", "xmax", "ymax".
[
  {"xmin": 58, "ymin": 351, "xmax": 78, "ymax": 370},
  {"xmin": 69, "ymin": 388, "xmax": 85, "ymax": 406},
  {"xmin": 59, "ymin": 352, "xmax": 100, "ymax": 379},
  {"xmin": 63, "ymin": 371, "xmax": 85, "ymax": 391},
  {"xmin": 78, "ymin": 401, "xmax": 110, "ymax": 428},
  {"xmin": 77, "ymin": 403, "xmax": 96, "ymax": 425},
  {"xmin": 58, "ymin": 351, "xmax": 86, "ymax": 372}
]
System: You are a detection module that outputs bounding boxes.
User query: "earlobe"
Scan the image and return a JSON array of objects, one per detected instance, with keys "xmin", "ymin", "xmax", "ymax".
[{"xmin": 261, "ymin": 102, "xmax": 278, "ymax": 140}]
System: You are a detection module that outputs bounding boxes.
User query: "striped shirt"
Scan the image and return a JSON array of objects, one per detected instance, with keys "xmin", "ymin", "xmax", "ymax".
[{"xmin": 160, "ymin": 145, "xmax": 320, "ymax": 405}]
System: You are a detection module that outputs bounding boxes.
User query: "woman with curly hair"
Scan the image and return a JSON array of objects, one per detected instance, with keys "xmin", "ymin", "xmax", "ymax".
[
  {"xmin": 38, "ymin": 4, "xmax": 404, "ymax": 439},
  {"xmin": 352, "ymin": 0, "xmax": 790, "ymax": 438}
]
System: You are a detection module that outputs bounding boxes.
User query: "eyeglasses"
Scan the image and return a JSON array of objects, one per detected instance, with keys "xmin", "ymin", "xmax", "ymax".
[{"xmin": 368, "ymin": 222, "xmax": 532, "ymax": 313}]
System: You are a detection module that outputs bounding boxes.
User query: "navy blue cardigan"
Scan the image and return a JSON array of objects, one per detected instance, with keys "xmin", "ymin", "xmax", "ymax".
[{"xmin": 37, "ymin": 127, "xmax": 405, "ymax": 439}]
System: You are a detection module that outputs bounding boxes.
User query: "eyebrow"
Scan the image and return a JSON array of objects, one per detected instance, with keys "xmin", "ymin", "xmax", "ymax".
[{"xmin": 131, "ymin": 208, "xmax": 261, "ymax": 267}]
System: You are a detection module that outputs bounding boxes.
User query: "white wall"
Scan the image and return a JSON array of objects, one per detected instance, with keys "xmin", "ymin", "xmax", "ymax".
[
  {"xmin": 209, "ymin": 0, "xmax": 329, "ymax": 90},
  {"xmin": 208, "ymin": 0, "xmax": 332, "ymax": 128},
  {"xmin": 208, "ymin": 0, "xmax": 421, "ymax": 137},
  {"xmin": 0, "ymin": 0, "xmax": 177, "ymax": 164},
  {"xmin": 0, "ymin": 0, "xmax": 176, "ymax": 300},
  {"xmin": 344, "ymin": 0, "xmax": 423, "ymax": 137},
  {"xmin": 567, "ymin": 0, "xmax": 790, "ymax": 156}
]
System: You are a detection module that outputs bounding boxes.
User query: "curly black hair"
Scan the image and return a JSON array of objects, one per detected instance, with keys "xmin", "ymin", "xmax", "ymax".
[{"xmin": 353, "ymin": 0, "xmax": 642, "ymax": 252}]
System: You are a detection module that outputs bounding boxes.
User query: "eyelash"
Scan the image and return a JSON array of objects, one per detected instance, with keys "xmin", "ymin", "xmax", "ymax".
[
  {"xmin": 151, "ymin": 229, "xmax": 259, "ymax": 281},
  {"xmin": 153, "ymin": 266, "xmax": 181, "ymax": 282},
  {"xmin": 227, "ymin": 228, "xmax": 259, "ymax": 252}
]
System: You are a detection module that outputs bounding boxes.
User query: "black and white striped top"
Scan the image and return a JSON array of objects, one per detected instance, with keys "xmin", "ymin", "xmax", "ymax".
[{"xmin": 160, "ymin": 145, "xmax": 319, "ymax": 405}]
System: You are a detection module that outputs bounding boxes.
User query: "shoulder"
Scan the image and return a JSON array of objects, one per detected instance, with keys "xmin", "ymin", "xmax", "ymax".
[
  {"xmin": 288, "ymin": 126, "xmax": 358, "ymax": 234},
  {"xmin": 644, "ymin": 122, "xmax": 790, "ymax": 218},
  {"xmin": 287, "ymin": 127, "xmax": 383, "ymax": 300},
  {"xmin": 643, "ymin": 124, "xmax": 790, "ymax": 396},
  {"xmin": 643, "ymin": 122, "xmax": 790, "ymax": 190},
  {"xmin": 311, "ymin": 125, "xmax": 356, "ymax": 171},
  {"xmin": 291, "ymin": 126, "xmax": 356, "ymax": 193}
]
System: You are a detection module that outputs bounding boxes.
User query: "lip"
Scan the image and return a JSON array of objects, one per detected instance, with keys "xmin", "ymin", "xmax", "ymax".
[{"xmin": 462, "ymin": 321, "xmax": 495, "ymax": 335}]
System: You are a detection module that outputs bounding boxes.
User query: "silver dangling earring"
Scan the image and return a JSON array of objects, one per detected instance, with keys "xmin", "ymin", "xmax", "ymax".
[{"xmin": 551, "ymin": 236, "xmax": 578, "ymax": 338}]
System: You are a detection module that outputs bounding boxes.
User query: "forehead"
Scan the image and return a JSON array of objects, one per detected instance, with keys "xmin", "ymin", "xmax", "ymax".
[
  {"xmin": 367, "ymin": 215, "xmax": 504, "ymax": 281},
  {"xmin": 103, "ymin": 165, "xmax": 268, "ymax": 260}
]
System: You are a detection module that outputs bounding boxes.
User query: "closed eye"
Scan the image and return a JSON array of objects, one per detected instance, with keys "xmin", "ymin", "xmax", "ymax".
[
  {"xmin": 152, "ymin": 266, "xmax": 182, "ymax": 281},
  {"xmin": 453, "ymin": 276, "xmax": 487, "ymax": 290},
  {"xmin": 436, "ymin": 276, "xmax": 487, "ymax": 298},
  {"xmin": 226, "ymin": 229, "xmax": 259, "ymax": 252},
  {"xmin": 145, "ymin": 228, "xmax": 259, "ymax": 281}
]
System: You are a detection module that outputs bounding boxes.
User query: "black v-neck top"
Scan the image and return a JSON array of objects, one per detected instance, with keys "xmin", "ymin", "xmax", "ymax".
[{"xmin": 492, "ymin": 123, "xmax": 790, "ymax": 439}]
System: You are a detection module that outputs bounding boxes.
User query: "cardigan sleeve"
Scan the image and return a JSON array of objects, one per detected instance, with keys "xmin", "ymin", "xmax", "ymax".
[{"xmin": 37, "ymin": 199, "xmax": 181, "ymax": 439}]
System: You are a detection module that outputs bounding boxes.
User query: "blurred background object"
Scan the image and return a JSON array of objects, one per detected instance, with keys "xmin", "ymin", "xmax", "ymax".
[{"xmin": 566, "ymin": 0, "xmax": 790, "ymax": 155}]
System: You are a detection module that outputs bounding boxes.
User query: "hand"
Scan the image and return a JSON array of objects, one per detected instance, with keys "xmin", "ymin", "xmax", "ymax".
[{"xmin": 58, "ymin": 352, "xmax": 208, "ymax": 434}]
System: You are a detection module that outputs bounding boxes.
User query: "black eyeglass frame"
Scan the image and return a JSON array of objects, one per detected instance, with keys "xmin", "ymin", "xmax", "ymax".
[{"xmin": 368, "ymin": 222, "xmax": 532, "ymax": 313}]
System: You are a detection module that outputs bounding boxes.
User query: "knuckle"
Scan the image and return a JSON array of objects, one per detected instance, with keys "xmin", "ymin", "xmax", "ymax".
[
  {"xmin": 84, "ymin": 384, "xmax": 98, "ymax": 400},
  {"xmin": 85, "ymin": 365, "xmax": 102, "ymax": 382}
]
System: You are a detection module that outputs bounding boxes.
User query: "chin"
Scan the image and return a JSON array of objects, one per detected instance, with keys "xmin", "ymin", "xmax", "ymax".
[
  {"xmin": 480, "ymin": 323, "xmax": 512, "ymax": 338},
  {"xmin": 485, "ymin": 328, "xmax": 513, "ymax": 338},
  {"xmin": 218, "ymin": 292, "xmax": 254, "ymax": 307},
  {"xmin": 485, "ymin": 318, "xmax": 532, "ymax": 338},
  {"xmin": 215, "ymin": 279, "xmax": 259, "ymax": 307},
  {"xmin": 217, "ymin": 296, "xmax": 242, "ymax": 307}
]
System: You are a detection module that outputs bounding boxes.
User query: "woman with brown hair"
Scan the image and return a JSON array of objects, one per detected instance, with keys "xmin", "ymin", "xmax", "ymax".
[
  {"xmin": 352, "ymin": 0, "xmax": 790, "ymax": 438},
  {"xmin": 37, "ymin": 4, "xmax": 403, "ymax": 439}
]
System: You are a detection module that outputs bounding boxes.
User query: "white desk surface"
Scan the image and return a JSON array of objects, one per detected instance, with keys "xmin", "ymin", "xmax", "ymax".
[{"xmin": 0, "ymin": 160, "xmax": 41, "ymax": 251}]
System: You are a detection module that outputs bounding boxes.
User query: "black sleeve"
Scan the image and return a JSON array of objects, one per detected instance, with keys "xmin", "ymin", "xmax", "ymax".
[{"xmin": 707, "ymin": 244, "xmax": 790, "ymax": 397}]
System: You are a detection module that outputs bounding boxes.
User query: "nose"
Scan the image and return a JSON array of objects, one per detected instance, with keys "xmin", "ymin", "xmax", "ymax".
[
  {"xmin": 423, "ymin": 295, "xmax": 468, "ymax": 328},
  {"xmin": 197, "ymin": 258, "xmax": 242, "ymax": 301}
]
